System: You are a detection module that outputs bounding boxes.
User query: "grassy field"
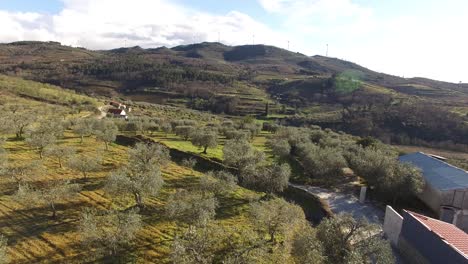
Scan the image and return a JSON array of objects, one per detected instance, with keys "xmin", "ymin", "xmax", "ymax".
[
  {"xmin": 0, "ymin": 129, "xmax": 262, "ymax": 263},
  {"xmin": 146, "ymin": 131, "xmax": 272, "ymax": 162},
  {"xmin": 0, "ymin": 84, "xmax": 264, "ymax": 262}
]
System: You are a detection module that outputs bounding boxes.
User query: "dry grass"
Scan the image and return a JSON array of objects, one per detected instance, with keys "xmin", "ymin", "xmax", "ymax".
[{"xmin": 0, "ymin": 130, "xmax": 261, "ymax": 263}]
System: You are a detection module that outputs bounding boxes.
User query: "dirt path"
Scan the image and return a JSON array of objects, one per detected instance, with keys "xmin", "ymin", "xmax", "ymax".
[
  {"xmin": 96, "ymin": 105, "xmax": 108, "ymax": 119},
  {"xmin": 290, "ymin": 183, "xmax": 384, "ymax": 225},
  {"xmin": 290, "ymin": 184, "xmax": 405, "ymax": 262}
]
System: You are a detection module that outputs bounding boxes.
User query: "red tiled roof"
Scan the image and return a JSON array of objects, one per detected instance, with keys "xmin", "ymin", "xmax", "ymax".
[
  {"xmin": 108, "ymin": 108, "xmax": 124, "ymax": 114},
  {"xmin": 407, "ymin": 210, "xmax": 468, "ymax": 256}
]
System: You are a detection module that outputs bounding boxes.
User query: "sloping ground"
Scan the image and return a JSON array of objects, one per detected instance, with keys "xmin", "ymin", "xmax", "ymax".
[
  {"xmin": 0, "ymin": 132, "xmax": 261, "ymax": 263},
  {"xmin": 0, "ymin": 80, "xmax": 262, "ymax": 263}
]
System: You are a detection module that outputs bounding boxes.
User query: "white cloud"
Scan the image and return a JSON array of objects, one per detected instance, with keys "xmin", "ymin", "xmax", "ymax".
[
  {"xmin": 0, "ymin": 0, "xmax": 283, "ymax": 49},
  {"xmin": 0, "ymin": 0, "xmax": 467, "ymax": 82}
]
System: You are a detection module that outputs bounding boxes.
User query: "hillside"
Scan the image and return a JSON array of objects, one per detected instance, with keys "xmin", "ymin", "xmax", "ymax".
[
  {"xmin": 1, "ymin": 41, "xmax": 466, "ymax": 100},
  {"xmin": 0, "ymin": 41, "xmax": 467, "ymax": 148},
  {"xmin": 0, "ymin": 75, "xmax": 408, "ymax": 263}
]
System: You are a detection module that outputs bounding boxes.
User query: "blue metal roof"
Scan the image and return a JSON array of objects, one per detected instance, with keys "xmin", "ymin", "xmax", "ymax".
[{"xmin": 399, "ymin": 152, "xmax": 468, "ymax": 191}]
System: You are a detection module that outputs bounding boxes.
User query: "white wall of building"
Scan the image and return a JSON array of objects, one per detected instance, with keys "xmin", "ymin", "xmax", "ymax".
[{"xmin": 383, "ymin": 205, "xmax": 403, "ymax": 246}]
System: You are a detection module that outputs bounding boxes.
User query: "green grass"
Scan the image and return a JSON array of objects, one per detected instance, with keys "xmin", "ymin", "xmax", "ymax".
[
  {"xmin": 0, "ymin": 79, "xmax": 268, "ymax": 263},
  {"xmin": 146, "ymin": 130, "xmax": 273, "ymax": 162},
  {"xmin": 0, "ymin": 75, "xmax": 98, "ymax": 106},
  {"xmin": 1, "ymin": 128, "xmax": 265, "ymax": 263}
]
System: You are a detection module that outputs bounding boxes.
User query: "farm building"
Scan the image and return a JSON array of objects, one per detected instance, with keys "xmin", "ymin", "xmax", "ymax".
[
  {"xmin": 109, "ymin": 101, "xmax": 127, "ymax": 110},
  {"xmin": 107, "ymin": 108, "xmax": 127, "ymax": 119},
  {"xmin": 384, "ymin": 208, "xmax": 468, "ymax": 263},
  {"xmin": 399, "ymin": 152, "xmax": 468, "ymax": 232}
]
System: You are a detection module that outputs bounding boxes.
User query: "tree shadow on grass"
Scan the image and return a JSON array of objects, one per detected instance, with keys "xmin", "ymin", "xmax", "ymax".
[
  {"xmin": 0, "ymin": 200, "xmax": 96, "ymax": 243},
  {"xmin": 215, "ymin": 194, "xmax": 252, "ymax": 220}
]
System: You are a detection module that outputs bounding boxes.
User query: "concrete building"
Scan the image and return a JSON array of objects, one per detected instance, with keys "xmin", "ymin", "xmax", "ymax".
[
  {"xmin": 399, "ymin": 152, "xmax": 468, "ymax": 232},
  {"xmin": 107, "ymin": 108, "xmax": 127, "ymax": 119},
  {"xmin": 384, "ymin": 207, "xmax": 468, "ymax": 264}
]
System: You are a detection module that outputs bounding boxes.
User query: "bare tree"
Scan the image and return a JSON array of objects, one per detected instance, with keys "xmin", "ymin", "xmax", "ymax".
[
  {"xmin": 67, "ymin": 154, "xmax": 102, "ymax": 179},
  {"xmin": 15, "ymin": 180, "xmax": 81, "ymax": 218},
  {"xmin": 44, "ymin": 145, "xmax": 75, "ymax": 168},
  {"xmin": 79, "ymin": 207, "xmax": 142, "ymax": 257}
]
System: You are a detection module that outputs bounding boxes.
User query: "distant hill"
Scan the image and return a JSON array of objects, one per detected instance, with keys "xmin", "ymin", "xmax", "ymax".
[{"xmin": 0, "ymin": 41, "xmax": 466, "ymax": 115}]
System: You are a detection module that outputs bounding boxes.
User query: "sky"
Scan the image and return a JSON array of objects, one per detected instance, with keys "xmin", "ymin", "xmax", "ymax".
[{"xmin": 0, "ymin": 0, "xmax": 467, "ymax": 83}]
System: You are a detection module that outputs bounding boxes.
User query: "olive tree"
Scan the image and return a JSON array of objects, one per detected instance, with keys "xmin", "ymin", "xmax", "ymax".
[
  {"xmin": 175, "ymin": 126, "xmax": 194, "ymax": 141},
  {"xmin": 181, "ymin": 157, "xmax": 197, "ymax": 168},
  {"xmin": 127, "ymin": 142, "xmax": 169, "ymax": 170},
  {"xmin": 391, "ymin": 163, "xmax": 424, "ymax": 204},
  {"xmin": 3, "ymin": 108, "xmax": 36, "ymax": 139},
  {"xmin": 346, "ymin": 147, "xmax": 423, "ymax": 204},
  {"xmin": 198, "ymin": 171, "xmax": 238, "ymax": 195},
  {"xmin": 270, "ymin": 139, "xmax": 291, "ymax": 158},
  {"xmin": 79, "ymin": 207, "xmax": 142, "ymax": 257},
  {"xmin": 223, "ymin": 139, "xmax": 265, "ymax": 171},
  {"xmin": 191, "ymin": 130, "xmax": 218, "ymax": 154},
  {"xmin": 44, "ymin": 145, "xmax": 75, "ymax": 168},
  {"xmin": 161, "ymin": 122, "xmax": 172, "ymax": 136},
  {"xmin": 299, "ymin": 144, "xmax": 347, "ymax": 183},
  {"xmin": 316, "ymin": 214, "xmax": 394, "ymax": 264},
  {"xmin": 105, "ymin": 143, "xmax": 168, "ymax": 206},
  {"xmin": 72, "ymin": 118, "xmax": 95, "ymax": 143},
  {"xmin": 7, "ymin": 161, "xmax": 43, "ymax": 188},
  {"xmin": 171, "ymin": 225, "xmax": 223, "ymax": 264},
  {"xmin": 94, "ymin": 120, "xmax": 118, "ymax": 150},
  {"xmin": 291, "ymin": 225, "xmax": 326, "ymax": 264},
  {"xmin": 105, "ymin": 166, "xmax": 163, "ymax": 207},
  {"xmin": 242, "ymin": 163, "xmax": 291, "ymax": 194},
  {"xmin": 15, "ymin": 180, "xmax": 81, "ymax": 218},
  {"xmin": 25, "ymin": 120, "xmax": 63, "ymax": 159},
  {"xmin": 166, "ymin": 189, "xmax": 217, "ymax": 227},
  {"xmin": 250, "ymin": 198, "xmax": 306, "ymax": 243},
  {"xmin": 68, "ymin": 154, "xmax": 102, "ymax": 179}
]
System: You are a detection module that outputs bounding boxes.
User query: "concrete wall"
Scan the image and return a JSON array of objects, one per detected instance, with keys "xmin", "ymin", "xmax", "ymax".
[
  {"xmin": 383, "ymin": 205, "xmax": 403, "ymax": 246},
  {"xmin": 454, "ymin": 210, "xmax": 468, "ymax": 233},
  {"xmin": 399, "ymin": 211, "xmax": 468, "ymax": 264},
  {"xmin": 398, "ymin": 236, "xmax": 430, "ymax": 264},
  {"xmin": 418, "ymin": 182, "xmax": 442, "ymax": 215}
]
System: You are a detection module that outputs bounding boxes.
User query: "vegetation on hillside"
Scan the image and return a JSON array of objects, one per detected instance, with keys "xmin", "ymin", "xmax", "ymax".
[{"xmin": 0, "ymin": 77, "xmax": 402, "ymax": 263}]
